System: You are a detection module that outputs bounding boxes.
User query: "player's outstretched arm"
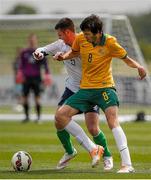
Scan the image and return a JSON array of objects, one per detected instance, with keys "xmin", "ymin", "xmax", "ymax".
[
  {"xmin": 122, "ymin": 56, "xmax": 147, "ymax": 80},
  {"xmin": 53, "ymin": 49, "xmax": 79, "ymax": 61}
]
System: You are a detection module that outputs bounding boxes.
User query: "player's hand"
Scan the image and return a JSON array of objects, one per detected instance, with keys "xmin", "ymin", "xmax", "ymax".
[
  {"xmin": 53, "ymin": 52, "xmax": 64, "ymax": 61},
  {"xmin": 16, "ymin": 70, "xmax": 24, "ymax": 84},
  {"xmin": 43, "ymin": 73, "xmax": 53, "ymax": 87},
  {"xmin": 138, "ymin": 66, "xmax": 146, "ymax": 80},
  {"xmin": 33, "ymin": 50, "xmax": 44, "ymax": 60}
]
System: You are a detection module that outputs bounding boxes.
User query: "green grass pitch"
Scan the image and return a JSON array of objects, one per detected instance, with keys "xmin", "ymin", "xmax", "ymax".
[{"xmin": 0, "ymin": 120, "xmax": 151, "ymax": 179}]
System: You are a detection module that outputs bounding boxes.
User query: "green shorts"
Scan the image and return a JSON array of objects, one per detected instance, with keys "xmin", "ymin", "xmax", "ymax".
[{"xmin": 65, "ymin": 88, "xmax": 119, "ymax": 112}]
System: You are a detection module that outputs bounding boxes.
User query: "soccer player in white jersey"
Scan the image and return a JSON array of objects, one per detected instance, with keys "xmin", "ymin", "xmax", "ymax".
[{"xmin": 33, "ymin": 18, "xmax": 113, "ymax": 171}]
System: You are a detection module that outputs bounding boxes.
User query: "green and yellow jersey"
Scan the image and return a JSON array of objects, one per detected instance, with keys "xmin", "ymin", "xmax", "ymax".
[{"xmin": 72, "ymin": 32, "xmax": 127, "ymax": 89}]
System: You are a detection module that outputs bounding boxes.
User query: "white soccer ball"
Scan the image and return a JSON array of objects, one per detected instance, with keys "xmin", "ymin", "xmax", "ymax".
[{"xmin": 11, "ymin": 151, "xmax": 32, "ymax": 171}]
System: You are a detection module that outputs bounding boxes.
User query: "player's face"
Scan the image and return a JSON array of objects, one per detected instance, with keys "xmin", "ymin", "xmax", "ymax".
[
  {"xmin": 56, "ymin": 29, "xmax": 71, "ymax": 45},
  {"xmin": 28, "ymin": 34, "xmax": 38, "ymax": 48},
  {"xmin": 83, "ymin": 30, "xmax": 98, "ymax": 44}
]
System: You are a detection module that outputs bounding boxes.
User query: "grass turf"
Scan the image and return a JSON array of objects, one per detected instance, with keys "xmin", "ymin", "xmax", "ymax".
[{"xmin": 0, "ymin": 121, "xmax": 151, "ymax": 179}]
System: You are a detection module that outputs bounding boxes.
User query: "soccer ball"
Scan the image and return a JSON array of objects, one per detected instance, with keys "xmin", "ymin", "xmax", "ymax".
[{"xmin": 11, "ymin": 151, "xmax": 32, "ymax": 171}]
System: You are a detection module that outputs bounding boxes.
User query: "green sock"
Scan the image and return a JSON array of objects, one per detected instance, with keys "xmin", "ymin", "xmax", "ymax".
[
  {"xmin": 93, "ymin": 131, "xmax": 111, "ymax": 157},
  {"xmin": 57, "ymin": 129, "xmax": 74, "ymax": 155}
]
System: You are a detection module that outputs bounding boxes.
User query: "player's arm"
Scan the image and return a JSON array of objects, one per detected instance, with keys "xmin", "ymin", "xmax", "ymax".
[
  {"xmin": 33, "ymin": 40, "xmax": 64, "ymax": 60},
  {"xmin": 108, "ymin": 37, "xmax": 146, "ymax": 80},
  {"xmin": 53, "ymin": 35, "xmax": 80, "ymax": 61},
  {"xmin": 122, "ymin": 55, "xmax": 147, "ymax": 80},
  {"xmin": 53, "ymin": 49, "xmax": 79, "ymax": 61},
  {"xmin": 16, "ymin": 50, "xmax": 25, "ymax": 83}
]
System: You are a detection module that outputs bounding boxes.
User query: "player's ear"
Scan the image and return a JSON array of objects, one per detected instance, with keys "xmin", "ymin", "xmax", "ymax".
[{"xmin": 65, "ymin": 29, "xmax": 71, "ymax": 35}]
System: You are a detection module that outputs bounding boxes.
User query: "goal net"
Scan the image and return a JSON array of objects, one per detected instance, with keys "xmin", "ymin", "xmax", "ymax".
[{"xmin": 0, "ymin": 14, "xmax": 150, "ymax": 115}]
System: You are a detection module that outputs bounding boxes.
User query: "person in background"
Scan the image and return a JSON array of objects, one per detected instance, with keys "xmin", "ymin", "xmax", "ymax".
[{"xmin": 16, "ymin": 33, "xmax": 52, "ymax": 123}]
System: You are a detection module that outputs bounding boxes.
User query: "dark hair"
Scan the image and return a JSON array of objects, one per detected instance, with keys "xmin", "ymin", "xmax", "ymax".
[
  {"xmin": 80, "ymin": 14, "xmax": 103, "ymax": 34},
  {"xmin": 55, "ymin": 18, "xmax": 75, "ymax": 32}
]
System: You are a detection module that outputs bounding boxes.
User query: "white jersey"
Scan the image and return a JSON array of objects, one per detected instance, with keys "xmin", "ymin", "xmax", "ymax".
[{"xmin": 37, "ymin": 39, "xmax": 81, "ymax": 93}]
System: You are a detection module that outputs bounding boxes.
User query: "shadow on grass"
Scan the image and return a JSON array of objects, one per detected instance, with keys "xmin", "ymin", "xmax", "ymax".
[{"xmin": 1, "ymin": 168, "xmax": 109, "ymax": 174}]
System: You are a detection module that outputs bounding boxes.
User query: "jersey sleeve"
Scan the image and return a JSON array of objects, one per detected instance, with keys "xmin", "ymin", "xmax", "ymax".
[
  {"xmin": 37, "ymin": 40, "xmax": 64, "ymax": 56},
  {"xmin": 72, "ymin": 35, "xmax": 80, "ymax": 52},
  {"xmin": 107, "ymin": 37, "xmax": 127, "ymax": 59}
]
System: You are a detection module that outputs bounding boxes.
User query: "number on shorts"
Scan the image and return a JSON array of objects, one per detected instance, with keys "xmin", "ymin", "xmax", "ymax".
[{"xmin": 102, "ymin": 91, "xmax": 109, "ymax": 101}]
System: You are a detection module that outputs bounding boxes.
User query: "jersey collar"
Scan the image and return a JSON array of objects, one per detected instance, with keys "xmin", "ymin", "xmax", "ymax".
[
  {"xmin": 92, "ymin": 33, "xmax": 106, "ymax": 47},
  {"xmin": 99, "ymin": 33, "xmax": 106, "ymax": 46}
]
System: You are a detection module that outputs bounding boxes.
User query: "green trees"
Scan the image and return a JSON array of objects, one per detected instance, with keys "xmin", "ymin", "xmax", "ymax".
[{"xmin": 8, "ymin": 4, "xmax": 37, "ymax": 14}]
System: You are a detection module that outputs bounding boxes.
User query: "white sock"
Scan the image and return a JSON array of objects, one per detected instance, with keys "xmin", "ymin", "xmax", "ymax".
[
  {"xmin": 112, "ymin": 126, "xmax": 132, "ymax": 166},
  {"xmin": 65, "ymin": 120, "xmax": 96, "ymax": 152}
]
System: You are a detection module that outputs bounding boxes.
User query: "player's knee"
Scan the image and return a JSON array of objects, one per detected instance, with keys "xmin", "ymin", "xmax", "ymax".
[
  {"xmin": 55, "ymin": 111, "xmax": 62, "ymax": 123},
  {"xmin": 55, "ymin": 119, "xmax": 63, "ymax": 130},
  {"xmin": 88, "ymin": 126, "xmax": 100, "ymax": 136},
  {"xmin": 55, "ymin": 110, "xmax": 68, "ymax": 129},
  {"xmin": 55, "ymin": 115, "xmax": 64, "ymax": 129},
  {"xmin": 107, "ymin": 118, "xmax": 119, "ymax": 129}
]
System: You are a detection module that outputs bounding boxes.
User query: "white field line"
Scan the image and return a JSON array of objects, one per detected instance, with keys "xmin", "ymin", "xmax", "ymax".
[{"xmin": 0, "ymin": 114, "xmax": 150, "ymax": 122}]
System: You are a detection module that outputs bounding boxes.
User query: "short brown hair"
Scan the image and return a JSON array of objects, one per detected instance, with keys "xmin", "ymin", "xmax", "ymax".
[
  {"xmin": 80, "ymin": 14, "xmax": 103, "ymax": 34},
  {"xmin": 55, "ymin": 18, "xmax": 75, "ymax": 32}
]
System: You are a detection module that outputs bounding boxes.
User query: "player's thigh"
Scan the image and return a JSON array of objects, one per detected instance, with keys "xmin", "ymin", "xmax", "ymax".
[
  {"xmin": 104, "ymin": 106, "xmax": 119, "ymax": 129},
  {"xmin": 32, "ymin": 78, "xmax": 41, "ymax": 97},
  {"xmin": 57, "ymin": 104, "xmax": 79, "ymax": 118},
  {"xmin": 55, "ymin": 104, "xmax": 79, "ymax": 128}
]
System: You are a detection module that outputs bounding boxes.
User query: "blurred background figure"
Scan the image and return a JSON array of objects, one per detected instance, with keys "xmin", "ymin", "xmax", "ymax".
[
  {"xmin": 16, "ymin": 33, "xmax": 52, "ymax": 123},
  {"xmin": 12, "ymin": 47, "xmax": 23, "ymax": 112}
]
